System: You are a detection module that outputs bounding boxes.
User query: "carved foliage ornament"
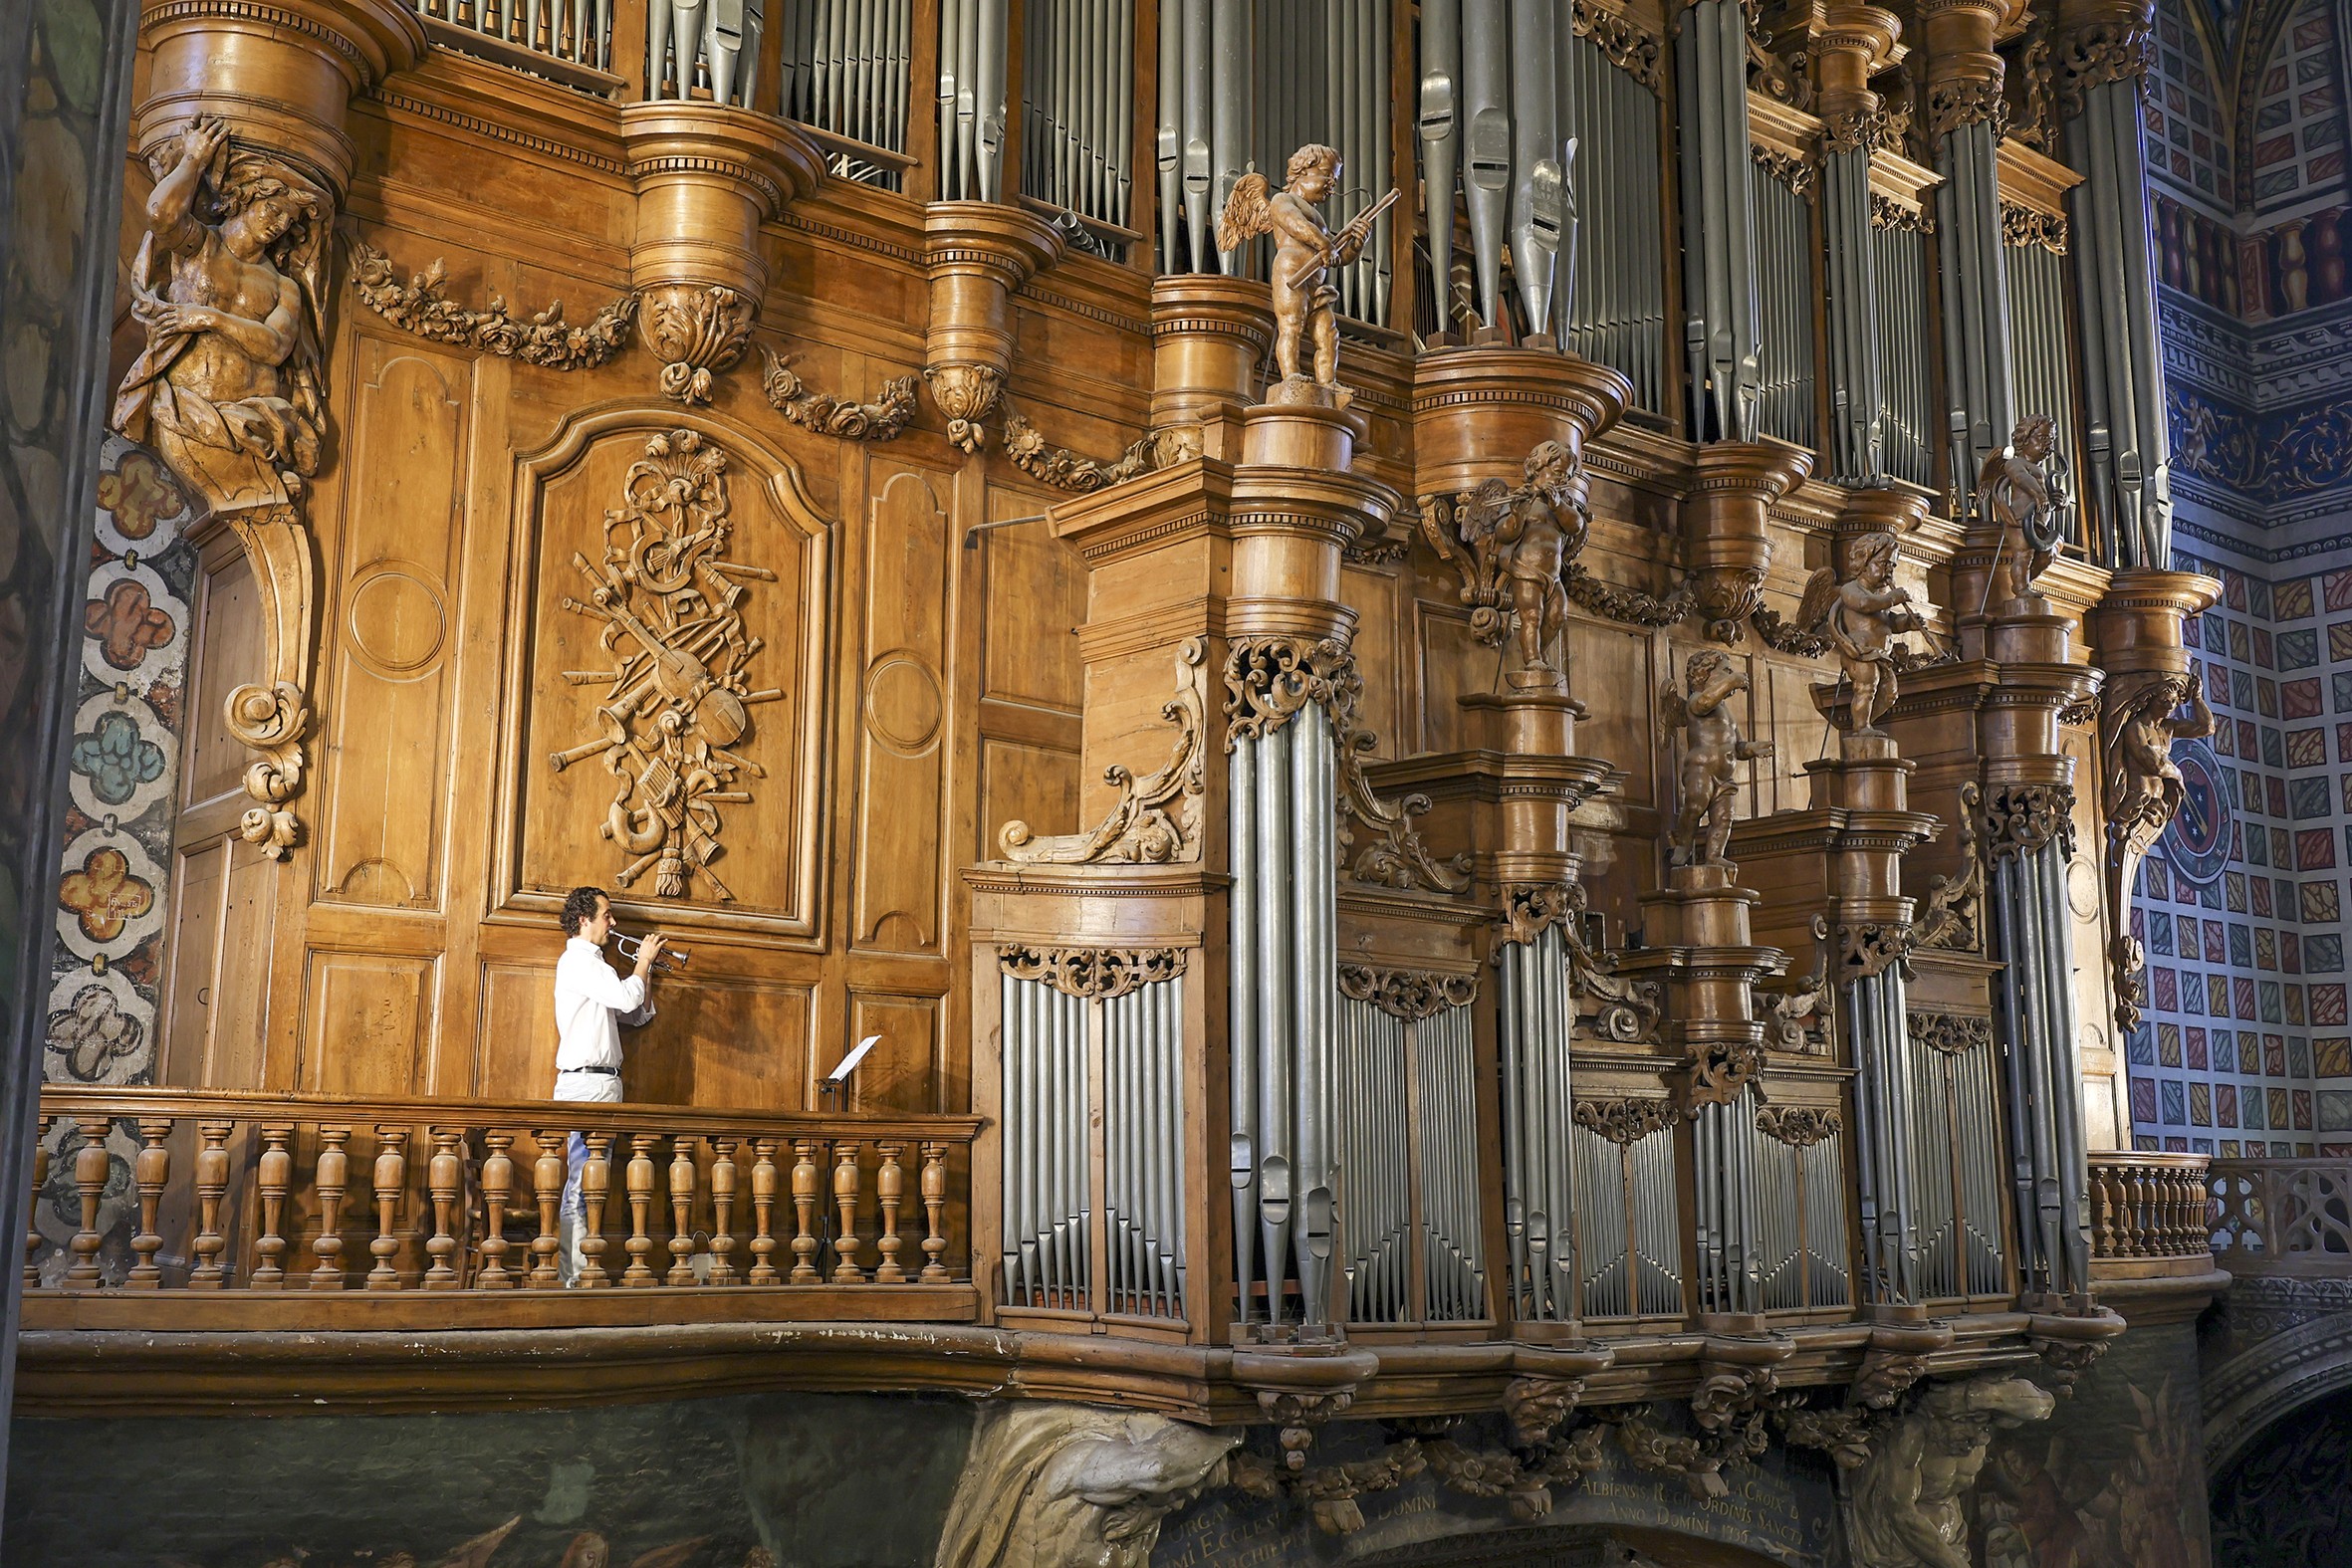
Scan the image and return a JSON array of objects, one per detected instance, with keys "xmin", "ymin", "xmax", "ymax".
[
  {"xmin": 1413, "ymin": 1422, "xmax": 1608, "ymax": 1524},
  {"xmin": 1574, "ymin": 1096, "xmax": 1675, "ymax": 1145},
  {"xmin": 926, "ymin": 362, "xmax": 1007, "ymax": 454},
  {"xmin": 1983, "ymin": 782, "xmax": 2077, "ymax": 861},
  {"xmin": 1001, "ymin": 946, "xmax": 1189, "ymax": 1000},
  {"xmin": 1229, "ymin": 1442, "xmax": 1425, "ymax": 1537},
  {"xmin": 1871, "ymin": 192, "xmax": 1935, "ymax": 234},
  {"xmin": 1907, "ymin": 1009, "xmax": 1993, "ymax": 1054},
  {"xmin": 1756, "ymin": 1104, "xmax": 1842, "ymax": 1147},
  {"xmin": 644, "ymin": 284, "xmax": 755, "ymax": 404},
  {"xmin": 348, "ymin": 240, "xmax": 636, "ymax": 368},
  {"xmin": 113, "ymin": 115, "xmax": 331, "ymax": 860},
  {"xmin": 1338, "ymin": 965, "xmax": 1479, "ymax": 1020},
  {"xmin": 1572, "ymin": 0, "xmax": 1662, "ymax": 89},
  {"xmin": 1838, "ymin": 921, "xmax": 1914, "ymax": 983},
  {"xmin": 1913, "ymin": 781, "xmax": 1987, "ymax": 954},
  {"xmin": 1751, "ymin": 143, "xmax": 1817, "ymax": 194},
  {"xmin": 1558, "ymin": 891, "xmax": 1665, "ymax": 1045},
  {"xmin": 1562, "ymin": 561, "xmax": 1692, "ymax": 627},
  {"xmin": 549, "ymin": 429, "xmax": 783, "ymax": 901},
  {"xmin": 1002, "ymin": 406, "xmax": 1175, "ymax": 493},
  {"xmin": 1926, "ymin": 75, "xmax": 2009, "ymax": 142},
  {"xmin": 2001, "ymin": 200, "xmax": 2070, "ymax": 255},
  {"xmin": 1683, "ymin": 1037, "xmax": 1768, "ymax": 1111},
  {"xmin": 2054, "ymin": 21, "xmax": 2155, "ymax": 121},
  {"xmin": 1002, "ymin": 639, "xmax": 1208, "ymax": 864},
  {"xmin": 1617, "ymin": 1367, "xmax": 1781, "ymax": 1500},
  {"xmin": 757, "ymin": 345, "xmax": 918, "ymax": 441},
  {"xmin": 1223, "ymin": 634, "xmax": 1353, "ymax": 749}
]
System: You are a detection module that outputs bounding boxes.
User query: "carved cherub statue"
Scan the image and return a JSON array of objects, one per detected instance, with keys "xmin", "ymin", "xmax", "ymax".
[
  {"xmin": 2107, "ymin": 663, "xmax": 2214, "ymax": 845},
  {"xmin": 113, "ymin": 114, "xmax": 327, "ymax": 516},
  {"xmin": 1798, "ymin": 531, "xmax": 1928, "ymax": 735},
  {"xmin": 1216, "ymin": 143, "xmax": 1393, "ymax": 399},
  {"xmin": 1977, "ymin": 413, "xmax": 2070, "ymax": 604},
  {"xmin": 1423, "ymin": 440, "xmax": 1589, "ymax": 690},
  {"xmin": 1660, "ymin": 649, "xmax": 1773, "ymax": 867}
]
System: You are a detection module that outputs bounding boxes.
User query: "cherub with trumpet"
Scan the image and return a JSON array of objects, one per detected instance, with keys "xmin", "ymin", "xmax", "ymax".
[{"xmin": 1216, "ymin": 142, "xmax": 1397, "ymax": 399}]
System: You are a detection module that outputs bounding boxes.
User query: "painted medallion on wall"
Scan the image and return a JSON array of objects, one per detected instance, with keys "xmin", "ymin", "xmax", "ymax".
[{"xmin": 2162, "ymin": 735, "xmax": 2232, "ymax": 887}]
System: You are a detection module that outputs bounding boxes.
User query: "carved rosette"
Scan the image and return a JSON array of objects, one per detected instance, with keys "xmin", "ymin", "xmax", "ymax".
[
  {"xmin": 1982, "ymin": 782, "xmax": 2077, "ymax": 860},
  {"xmin": 757, "ymin": 346, "xmax": 919, "ymax": 440},
  {"xmin": 1573, "ymin": 1097, "xmax": 1676, "ymax": 1145},
  {"xmin": 1002, "ymin": 640, "xmax": 1208, "ymax": 864},
  {"xmin": 1337, "ymin": 965, "xmax": 1480, "ymax": 1021},
  {"xmin": 923, "ymin": 204, "xmax": 1063, "ymax": 454},
  {"xmin": 618, "ymin": 105, "xmax": 820, "ymax": 406},
  {"xmin": 349, "ymin": 241, "xmax": 636, "ymax": 367},
  {"xmin": 1000, "ymin": 946, "xmax": 1189, "ymax": 1000}
]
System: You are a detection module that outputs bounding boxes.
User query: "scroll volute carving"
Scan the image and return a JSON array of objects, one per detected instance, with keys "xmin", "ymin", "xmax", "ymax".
[
  {"xmin": 619, "ymin": 104, "xmax": 822, "ymax": 405},
  {"xmin": 1681, "ymin": 443, "xmax": 1812, "ymax": 644},
  {"xmin": 922, "ymin": 203, "xmax": 1064, "ymax": 453}
]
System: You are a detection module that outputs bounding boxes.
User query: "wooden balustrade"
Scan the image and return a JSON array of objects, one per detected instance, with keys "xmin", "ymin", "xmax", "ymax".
[
  {"xmin": 2087, "ymin": 1151, "xmax": 2214, "ymax": 1261},
  {"xmin": 25, "ymin": 1088, "xmax": 979, "ymax": 1326},
  {"xmin": 2211, "ymin": 1157, "xmax": 2352, "ymax": 1277}
]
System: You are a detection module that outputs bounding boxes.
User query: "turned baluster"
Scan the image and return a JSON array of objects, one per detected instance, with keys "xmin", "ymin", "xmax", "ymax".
[
  {"xmin": 579, "ymin": 1132, "xmax": 614, "ymax": 1287},
  {"xmin": 789, "ymin": 1139, "xmax": 821, "ymax": 1283},
  {"xmin": 311, "ymin": 1126, "xmax": 352, "ymax": 1288},
  {"xmin": 622, "ymin": 1132, "xmax": 659, "ymax": 1286},
  {"xmin": 2115, "ymin": 1167, "xmax": 2139, "ymax": 1255},
  {"xmin": 26, "ymin": 1114, "xmax": 52, "ymax": 1290},
  {"xmin": 707, "ymin": 1136, "xmax": 739, "ymax": 1285},
  {"xmin": 666, "ymin": 1135, "xmax": 699, "ymax": 1286},
  {"xmin": 65, "ymin": 1120, "xmax": 112, "ymax": 1288},
  {"xmin": 190, "ymin": 1120, "xmax": 234, "ymax": 1288},
  {"xmin": 423, "ymin": 1127, "xmax": 464, "ymax": 1288},
  {"xmin": 748, "ymin": 1137, "xmax": 780, "ymax": 1284},
  {"xmin": 920, "ymin": 1141, "xmax": 949, "ymax": 1282},
  {"xmin": 2169, "ymin": 1168, "xmax": 2195, "ymax": 1254},
  {"xmin": 874, "ymin": 1141, "xmax": 905, "ymax": 1283},
  {"xmin": 367, "ymin": 1126, "xmax": 409, "ymax": 1290},
  {"xmin": 2132, "ymin": 1168, "xmax": 2156, "ymax": 1255},
  {"xmin": 129, "ymin": 1119, "xmax": 171, "ymax": 1288},
  {"xmin": 477, "ymin": 1131, "xmax": 516, "ymax": 1288},
  {"xmin": 530, "ymin": 1128, "xmax": 566, "ymax": 1287},
  {"xmin": 830, "ymin": 1141, "xmax": 865, "ymax": 1283},
  {"xmin": 2099, "ymin": 1168, "xmax": 2125, "ymax": 1257},
  {"xmin": 247, "ymin": 1123, "xmax": 295, "ymax": 1289}
]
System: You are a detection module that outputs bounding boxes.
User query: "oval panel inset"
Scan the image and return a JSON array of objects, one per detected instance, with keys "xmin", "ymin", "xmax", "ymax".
[
  {"xmin": 346, "ymin": 566, "xmax": 448, "ymax": 677},
  {"xmin": 864, "ymin": 650, "xmax": 944, "ymax": 757}
]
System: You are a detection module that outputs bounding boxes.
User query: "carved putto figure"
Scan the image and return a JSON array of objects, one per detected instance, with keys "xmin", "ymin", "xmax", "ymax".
[
  {"xmin": 1421, "ymin": 441, "xmax": 1589, "ymax": 691},
  {"xmin": 1977, "ymin": 414, "xmax": 2070, "ymax": 604},
  {"xmin": 115, "ymin": 115, "xmax": 325, "ymax": 514},
  {"xmin": 1660, "ymin": 649, "xmax": 1772, "ymax": 868},
  {"xmin": 1797, "ymin": 532, "xmax": 1929, "ymax": 735},
  {"xmin": 1215, "ymin": 143, "xmax": 1391, "ymax": 400}
]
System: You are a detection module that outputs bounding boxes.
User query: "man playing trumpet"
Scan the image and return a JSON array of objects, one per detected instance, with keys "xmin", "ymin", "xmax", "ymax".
[{"xmin": 552, "ymin": 885, "xmax": 666, "ymax": 1284}]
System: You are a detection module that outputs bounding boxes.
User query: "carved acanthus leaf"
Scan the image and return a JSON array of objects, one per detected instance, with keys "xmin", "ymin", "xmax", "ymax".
[
  {"xmin": 350, "ymin": 241, "xmax": 636, "ymax": 367},
  {"xmin": 1983, "ymin": 783, "xmax": 2077, "ymax": 861},
  {"xmin": 1574, "ymin": 1097, "xmax": 1676, "ymax": 1145},
  {"xmin": 1913, "ymin": 782, "xmax": 1986, "ymax": 954},
  {"xmin": 756, "ymin": 345, "xmax": 918, "ymax": 440},
  {"xmin": 1837, "ymin": 921, "xmax": 1914, "ymax": 984},
  {"xmin": 1229, "ymin": 1443, "xmax": 1426, "ymax": 1537},
  {"xmin": 1000, "ymin": 946, "xmax": 1189, "ymax": 1000},
  {"xmin": 2000, "ymin": 200, "xmax": 2069, "ymax": 255},
  {"xmin": 549, "ymin": 430, "xmax": 778, "ymax": 899},
  {"xmin": 1926, "ymin": 75, "xmax": 2009, "ymax": 142},
  {"xmin": 1561, "ymin": 891, "xmax": 1664, "ymax": 1044},
  {"xmin": 644, "ymin": 284, "xmax": 755, "ymax": 404},
  {"xmin": 1338, "ymin": 965, "xmax": 1479, "ymax": 1021},
  {"xmin": 926, "ymin": 362, "xmax": 1006, "ymax": 453},
  {"xmin": 1617, "ymin": 1368, "xmax": 1781, "ymax": 1500},
  {"xmin": 1223, "ymin": 635, "xmax": 1353, "ymax": 748},
  {"xmin": 1683, "ymin": 1038, "xmax": 1768, "ymax": 1112},
  {"xmin": 1823, "ymin": 107, "xmax": 1887, "ymax": 157},
  {"xmin": 1870, "ymin": 192, "xmax": 1934, "ymax": 234},
  {"xmin": 1498, "ymin": 882, "xmax": 1578, "ymax": 948},
  {"xmin": 2054, "ymin": 21, "xmax": 2154, "ymax": 121},
  {"xmin": 1750, "ymin": 142, "xmax": 1817, "ymax": 194},
  {"xmin": 1907, "ymin": 1009, "xmax": 1993, "ymax": 1055},
  {"xmin": 1760, "ymin": 968, "xmax": 1832, "ymax": 1057},
  {"xmin": 1756, "ymin": 1105, "xmax": 1842, "ymax": 1148},
  {"xmin": 1002, "ymin": 406, "xmax": 1157, "ymax": 492},
  {"xmin": 1001, "ymin": 639, "xmax": 1207, "ymax": 864},
  {"xmin": 1562, "ymin": 561, "xmax": 1692, "ymax": 626},
  {"xmin": 1571, "ymin": 0, "xmax": 1662, "ymax": 89}
]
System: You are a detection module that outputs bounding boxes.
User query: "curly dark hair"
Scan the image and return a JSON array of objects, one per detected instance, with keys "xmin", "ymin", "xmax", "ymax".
[{"xmin": 560, "ymin": 885, "xmax": 608, "ymax": 937}]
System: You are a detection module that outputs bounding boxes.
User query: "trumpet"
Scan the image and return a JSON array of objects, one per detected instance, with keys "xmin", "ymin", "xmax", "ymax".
[{"xmin": 608, "ymin": 929, "xmax": 689, "ymax": 973}]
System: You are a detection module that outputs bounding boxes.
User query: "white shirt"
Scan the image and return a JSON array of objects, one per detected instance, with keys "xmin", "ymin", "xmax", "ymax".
[{"xmin": 553, "ymin": 936, "xmax": 652, "ymax": 1088}]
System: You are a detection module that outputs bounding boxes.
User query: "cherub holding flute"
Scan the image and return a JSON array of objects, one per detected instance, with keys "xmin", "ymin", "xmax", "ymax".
[{"xmin": 1217, "ymin": 142, "xmax": 1398, "ymax": 401}]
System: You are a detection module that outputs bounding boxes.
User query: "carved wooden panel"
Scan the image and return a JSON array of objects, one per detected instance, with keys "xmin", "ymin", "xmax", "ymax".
[
  {"xmin": 982, "ymin": 736, "xmax": 1081, "ymax": 852},
  {"xmin": 508, "ymin": 411, "xmax": 832, "ymax": 940},
  {"xmin": 158, "ymin": 834, "xmax": 281, "ymax": 1089},
  {"xmin": 853, "ymin": 465, "xmax": 953, "ymax": 952},
  {"xmin": 1341, "ymin": 563, "xmax": 1404, "ymax": 760},
  {"xmin": 982, "ymin": 512, "xmax": 1085, "ymax": 713},
  {"xmin": 632, "ymin": 976, "xmax": 818, "ymax": 1108},
  {"xmin": 849, "ymin": 990, "xmax": 943, "ymax": 1112},
  {"xmin": 1565, "ymin": 614, "xmax": 1658, "ymax": 809},
  {"xmin": 180, "ymin": 551, "xmax": 265, "ymax": 811},
  {"xmin": 302, "ymin": 951, "xmax": 437, "ymax": 1094},
  {"xmin": 1761, "ymin": 653, "xmax": 1832, "ymax": 815},
  {"xmin": 314, "ymin": 342, "xmax": 469, "ymax": 909},
  {"xmin": 1417, "ymin": 600, "xmax": 1486, "ymax": 756},
  {"xmin": 476, "ymin": 961, "xmax": 558, "ymax": 1100}
]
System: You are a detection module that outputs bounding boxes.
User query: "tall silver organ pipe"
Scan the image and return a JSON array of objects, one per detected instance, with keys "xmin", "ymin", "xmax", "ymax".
[
  {"xmin": 1418, "ymin": 0, "xmax": 1460, "ymax": 336},
  {"xmin": 936, "ymin": 0, "xmax": 1008, "ymax": 198},
  {"xmin": 2065, "ymin": 75, "xmax": 2173, "ymax": 567},
  {"xmin": 1560, "ymin": 29, "xmax": 1665, "ymax": 411},
  {"xmin": 1844, "ymin": 966, "xmax": 1922, "ymax": 1306},
  {"xmin": 1497, "ymin": 925, "xmax": 1576, "ymax": 1321},
  {"xmin": 649, "ymin": 0, "xmax": 763, "ymax": 106},
  {"xmin": 999, "ymin": 971, "xmax": 1091, "ymax": 1311},
  {"xmin": 2004, "ymin": 228, "xmax": 2080, "ymax": 546},
  {"xmin": 1229, "ymin": 707, "xmax": 1339, "ymax": 1328},
  {"xmin": 1693, "ymin": 1086, "xmax": 1764, "ymax": 1316},
  {"xmin": 1423, "ymin": 0, "xmax": 1571, "ymax": 337},
  {"xmin": 1989, "ymin": 826, "xmax": 2093, "ymax": 1300},
  {"xmin": 782, "ymin": 0, "xmax": 914, "ymax": 185},
  {"xmin": 1871, "ymin": 206, "xmax": 1936, "ymax": 486},
  {"xmin": 1822, "ymin": 143, "xmax": 1885, "ymax": 483},
  {"xmin": 1025, "ymin": 0, "xmax": 1138, "ymax": 257},
  {"xmin": 1935, "ymin": 112, "xmax": 2016, "ymax": 511},
  {"xmin": 1211, "ymin": 0, "xmax": 1252, "ymax": 272},
  {"xmin": 1676, "ymin": 0, "xmax": 1762, "ymax": 441},
  {"xmin": 1752, "ymin": 155, "xmax": 1817, "ymax": 450}
]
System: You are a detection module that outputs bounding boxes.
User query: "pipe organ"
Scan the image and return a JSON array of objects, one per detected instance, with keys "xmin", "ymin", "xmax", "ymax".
[{"xmin": 87, "ymin": 0, "xmax": 2223, "ymax": 1530}]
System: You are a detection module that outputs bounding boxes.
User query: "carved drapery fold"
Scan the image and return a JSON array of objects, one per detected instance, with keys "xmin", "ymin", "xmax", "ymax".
[
  {"xmin": 756, "ymin": 345, "xmax": 918, "ymax": 440},
  {"xmin": 1336, "ymin": 965, "xmax": 1479, "ymax": 1021},
  {"xmin": 348, "ymin": 241, "xmax": 636, "ymax": 367},
  {"xmin": 1001, "ymin": 640, "xmax": 1207, "ymax": 864},
  {"xmin": 999, "ymin": 946, "xmax": 1190, "ymax": 1000}
]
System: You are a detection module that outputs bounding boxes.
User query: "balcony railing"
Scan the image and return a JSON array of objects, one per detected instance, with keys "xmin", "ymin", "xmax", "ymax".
[
  {"xmin": 2211, "ymin": 1156, "xmax": 2352, "ymax": 1277},
  {"xmin": 2086, "ymin": 1150, "xmax": 2214, "ymax": 1277},
  {"xmin": 24, "ymin": 1087, "xmax": 980, "ymax": 1326}
]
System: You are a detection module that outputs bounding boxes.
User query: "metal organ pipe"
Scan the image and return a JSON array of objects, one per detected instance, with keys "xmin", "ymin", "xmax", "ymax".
[{"xmin": 1419, "ymin": 0, "xmax": 1461, "ymax": 334}]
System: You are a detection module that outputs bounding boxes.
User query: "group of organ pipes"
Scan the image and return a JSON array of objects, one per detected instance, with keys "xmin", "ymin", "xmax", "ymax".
[{"xmin": 59, "ymin": 0, "xmax": 2231, "ymax": 1488}]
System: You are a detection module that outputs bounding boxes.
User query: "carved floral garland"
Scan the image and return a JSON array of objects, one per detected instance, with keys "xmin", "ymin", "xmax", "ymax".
[
  {"xmin": 1337, "ymin": 965, "xmax": 1479, "ymax": 1020},
  {"xmin": 349, "ymin": 240, "xmax": 636, "ymax": 368},
  {"xmin": 756, "ymin": 345, "xmax": 918, "ymax": 440}
]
